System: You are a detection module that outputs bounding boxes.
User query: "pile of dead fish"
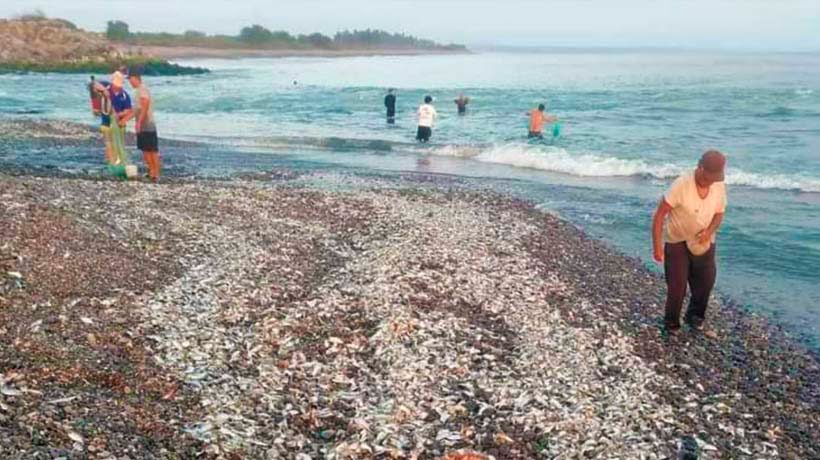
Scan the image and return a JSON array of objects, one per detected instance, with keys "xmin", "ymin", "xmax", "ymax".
[{"xmin": 1, "ymin": 171, "xmax": 817, "ymax": 459}]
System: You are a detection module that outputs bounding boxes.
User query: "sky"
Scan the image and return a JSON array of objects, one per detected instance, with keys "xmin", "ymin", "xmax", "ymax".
[{"xmin": 2, "ymin": 0, "xmax": 819, "ymax": 50}]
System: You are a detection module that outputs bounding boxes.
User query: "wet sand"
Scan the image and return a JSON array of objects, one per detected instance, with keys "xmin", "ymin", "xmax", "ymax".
[{"xmin": 0, "ymin": 166, "xmax": 818, "ymax": 459}]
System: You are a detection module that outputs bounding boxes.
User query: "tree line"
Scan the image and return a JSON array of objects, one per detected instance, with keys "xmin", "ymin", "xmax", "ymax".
[{"xmin": 105, "ymin": 21, "xmax": 466, "ymax": 51}]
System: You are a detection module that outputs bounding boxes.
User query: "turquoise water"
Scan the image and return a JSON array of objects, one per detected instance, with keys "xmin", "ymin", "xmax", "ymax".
[{"xmin": 1, "ymin": 50, "xmax": 819, "ymax": 348}]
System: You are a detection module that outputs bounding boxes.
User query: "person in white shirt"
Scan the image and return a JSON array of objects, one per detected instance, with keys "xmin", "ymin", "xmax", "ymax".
[
  {"xmin": 652, "ymin": 150, "xmax": 727, "ymax": 334},
  {"xmin": 416, "ymin": 95, "xmax": 438, "ymax": 143}
]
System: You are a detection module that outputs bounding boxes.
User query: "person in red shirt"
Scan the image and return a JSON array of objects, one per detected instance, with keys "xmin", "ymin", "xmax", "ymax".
[
  {"xmin": 527, "ymin": 103, "xmax": 558, "ymax": 138},
  {"xmin": 88, "ymin": 76, "xmax": 101, "ymax": 116}
]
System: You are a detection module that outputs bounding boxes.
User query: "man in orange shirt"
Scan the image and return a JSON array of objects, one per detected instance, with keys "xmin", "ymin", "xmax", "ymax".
[{"xmin": 527, "ymin": 103, "xmax": 558, "ymax": 138}]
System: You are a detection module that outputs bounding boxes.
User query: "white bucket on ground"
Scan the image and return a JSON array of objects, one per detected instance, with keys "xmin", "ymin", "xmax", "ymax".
[{"xmin": 125, "ymin": 165, "xmax": 138, "ymax": 179}]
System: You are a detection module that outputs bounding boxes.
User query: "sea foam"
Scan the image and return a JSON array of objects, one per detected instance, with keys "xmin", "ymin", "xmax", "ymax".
[{"xmin": 430, "ymin": 143, "xmax": 820, "ymax": 193}]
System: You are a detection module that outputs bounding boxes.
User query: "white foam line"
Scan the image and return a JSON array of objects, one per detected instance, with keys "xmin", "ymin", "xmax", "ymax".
[{"xmin": 429, "ymin": 143, "xmax": 820, "ymax": 193}]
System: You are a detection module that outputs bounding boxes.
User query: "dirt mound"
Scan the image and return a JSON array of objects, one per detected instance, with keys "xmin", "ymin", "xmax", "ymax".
[{"xmin": 0, "ymin": 18, "xmax": 122, "ymax": 63}]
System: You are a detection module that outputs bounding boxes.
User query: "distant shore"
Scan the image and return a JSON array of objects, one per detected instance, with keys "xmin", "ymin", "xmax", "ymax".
[{"xmin": 119, "ymin": 44, "xmax": 472, "ymax": 60}]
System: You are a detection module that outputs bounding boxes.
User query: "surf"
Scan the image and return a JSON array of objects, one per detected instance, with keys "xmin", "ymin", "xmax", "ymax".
[{"xmin": 428, "ymin": 142, "xmax": 820, "ymax": 193}]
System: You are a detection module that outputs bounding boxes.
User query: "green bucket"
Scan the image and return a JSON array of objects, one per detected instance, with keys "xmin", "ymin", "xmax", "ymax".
[
  {"xmin": 107, "ymin": 164, "xmax": 137, "ymax": 179},
  {"xmin": 107, "ymin": 164, "xmax": 128, "ymax": 179}
]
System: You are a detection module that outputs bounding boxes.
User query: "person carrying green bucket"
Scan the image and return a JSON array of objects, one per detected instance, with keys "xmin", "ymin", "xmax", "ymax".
[{"xmin": 527, "ymin": 103, "xmax": 560, "ymax": 140}]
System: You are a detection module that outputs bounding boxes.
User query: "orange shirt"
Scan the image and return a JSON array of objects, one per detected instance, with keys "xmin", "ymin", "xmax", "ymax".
[{"xmin": 529, "ymin": 110, "xmax": 545, "ymax": 133}]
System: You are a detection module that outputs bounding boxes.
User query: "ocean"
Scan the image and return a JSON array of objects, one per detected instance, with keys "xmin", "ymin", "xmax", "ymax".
[{"xmin": 1, "ymin": 50, "xmax": 819, "ymax": 349}]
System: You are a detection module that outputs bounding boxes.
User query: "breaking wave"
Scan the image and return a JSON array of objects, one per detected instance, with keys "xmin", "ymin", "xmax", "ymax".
[
  {"xmin": 430, "ymin": 143, "xmax": 820, "ymax": 193},
  {"xmin": 200, "ymin": 134, "xmax": 820, "ymax": 194}
]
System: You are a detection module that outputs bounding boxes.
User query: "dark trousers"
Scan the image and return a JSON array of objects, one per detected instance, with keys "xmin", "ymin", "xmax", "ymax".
[
  {"xmin": 664, "ymin": 242, "xmax": 717, "ymax": 329},
  {"xmin": 416, "ymin": 126, "xmax": 432, "ymax": 142}
]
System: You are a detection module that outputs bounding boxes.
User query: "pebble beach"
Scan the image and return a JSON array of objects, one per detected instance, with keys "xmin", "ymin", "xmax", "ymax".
[{"xmin": 1, "ymin": 165, "xmax": 818, "ymax": 459}]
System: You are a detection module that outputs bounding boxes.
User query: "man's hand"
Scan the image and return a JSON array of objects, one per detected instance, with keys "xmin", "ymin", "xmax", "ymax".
[
  {"xmin": 696, "ymin": 229, "xmax": 712, "ymax": 246},
  {"xmin": 653, "ymin": 244, "xmax": 664, "ymax": 264}
]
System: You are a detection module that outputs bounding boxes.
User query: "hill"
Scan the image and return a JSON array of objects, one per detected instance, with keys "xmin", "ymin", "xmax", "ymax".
[{"xmin": 0, "ymin": 17, "xmax": 207, "ymax": 75}]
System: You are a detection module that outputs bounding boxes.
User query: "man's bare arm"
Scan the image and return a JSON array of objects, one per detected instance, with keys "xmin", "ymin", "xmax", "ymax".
[
  {"xmin": 652, "ymin": 198, "xmax": 673, "ymax": 263},
  {"xmin": 118, "ymin": 109, "xmax": 134, "ymax": 125}
]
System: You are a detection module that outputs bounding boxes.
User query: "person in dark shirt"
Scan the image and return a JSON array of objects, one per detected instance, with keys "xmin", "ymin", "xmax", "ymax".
[
  {"xmin": 108, "ymin": 72, "xmax": 133, "ymax": 125},
  {"xmin": 454, "ymin": 94, "xmax": 470, "ymax": 115},
  {"xmin": 104, "ymin": 71, "xmax": 133, "ymax": 166},
  {"xmin": 384, "ymin": 88, "xmax": 397, "ymax": 124}
]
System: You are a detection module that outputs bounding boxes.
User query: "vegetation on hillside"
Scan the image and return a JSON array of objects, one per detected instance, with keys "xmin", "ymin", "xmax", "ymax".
[
  {"xmin": 0, "ymin": 57, "xmax": 207, "ymax": 76},
  {"xmin": 107, "ymin": 21, "xmax": 467, "ymax": 51}
]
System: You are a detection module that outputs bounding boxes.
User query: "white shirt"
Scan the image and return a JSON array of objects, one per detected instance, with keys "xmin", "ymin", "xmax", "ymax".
[
  {"xmin": 664, "ymin": 172, "xmax": 727, "ymax": 254},
  {"xmin": 417, "ymin": 104, "xmax": 438, "ymax": 128}
]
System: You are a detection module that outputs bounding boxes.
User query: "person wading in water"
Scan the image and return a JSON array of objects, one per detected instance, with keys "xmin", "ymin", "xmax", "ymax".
[
  {"xmin": 384, "ymin": 88, "xmax": 397, "ymax": 124},
  {"xmin": 454, "ymin": 94, "xmax": 470, "ymax": 115}
]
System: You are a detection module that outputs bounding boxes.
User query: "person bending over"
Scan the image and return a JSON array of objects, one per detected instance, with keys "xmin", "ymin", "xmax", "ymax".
[{"xmin": 652, "ymin": 150, "xmax": 728, "ymax": 335}]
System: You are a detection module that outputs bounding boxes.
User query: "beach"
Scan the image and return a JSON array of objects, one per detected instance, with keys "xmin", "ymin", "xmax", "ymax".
[
  {"xmin": 2, "ymin": 48, "xmax": 819, "ymax": 459},
  {"xmin": 1, "ymin": 168, "xmax": 818, "ymax": 459}
]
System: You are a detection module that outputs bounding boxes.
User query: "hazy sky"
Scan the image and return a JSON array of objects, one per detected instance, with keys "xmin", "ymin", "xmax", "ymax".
[{"xmin": 3, "ymin": 0, "xmax": 819, "ymax": 50}]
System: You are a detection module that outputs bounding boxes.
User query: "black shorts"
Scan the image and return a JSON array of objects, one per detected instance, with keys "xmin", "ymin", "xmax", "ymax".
[
  {"xmin": 137, "ymin": 131, "xmax": 159, "ymax": 152},
  {"xmin": 416, "ymin": 126, "xmax": 432, "ymax": 142},
  {"xmin": 528, "ymin": 131, "xmax": 543, "ymax": 139}
]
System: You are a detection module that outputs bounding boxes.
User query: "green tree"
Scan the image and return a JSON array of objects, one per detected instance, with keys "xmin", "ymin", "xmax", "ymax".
[
  {"xmin": 238, "ymin": 25, "xmax": 273, "ymax": 44},
  {"xmin": 183, "ymin": 30, "xmax": 206, "ymax": 39},
  {"xmin": 106, "ymin": 20, "xmax": 130, "ymax": 41},
  {"xmin": 270, "ymin": 31, "xmax": 295, "ymax": 42},
  {"xmin": 300, "ymin": 33, "xmax": 333, "ymax": 48}
]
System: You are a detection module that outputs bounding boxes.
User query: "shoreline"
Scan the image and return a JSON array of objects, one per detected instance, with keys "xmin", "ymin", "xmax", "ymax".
[
  {"xmin": 1, "ymin": 118, "xmax": 819, "ymax": 354},
  {"xmin": 118, "ymin": 44, "xmax": 472, "ymax": 60},
  {"xmin": 0, "ymin": 58, "xmax": 208, "ymax": 76},
  {"xmin": 0, "ymin": 169, "xmax": 818, "ymax": 458}
]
